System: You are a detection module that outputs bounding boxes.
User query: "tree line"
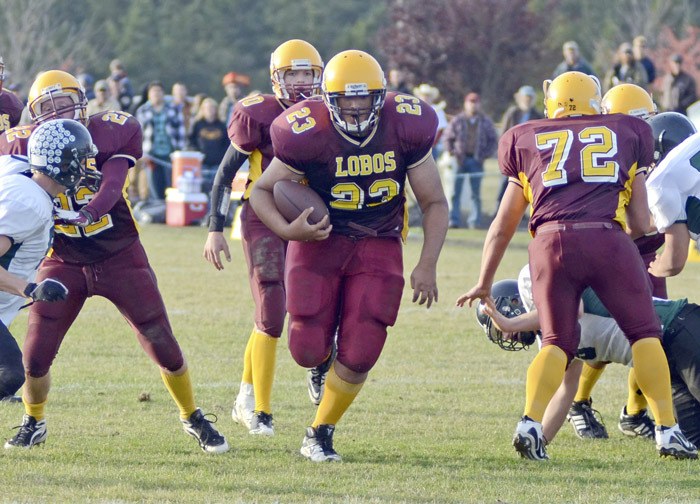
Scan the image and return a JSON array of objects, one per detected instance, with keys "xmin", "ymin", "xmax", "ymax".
[{"xmin": 1, "ymin": 0, "xmax": 697, "ymax": 118}]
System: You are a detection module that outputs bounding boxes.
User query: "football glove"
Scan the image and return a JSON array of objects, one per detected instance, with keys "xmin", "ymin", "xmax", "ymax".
[
  {"xmin": 54, "ymin": 208, "xmax": 95, "ymax": 227},
  {"xmin": 23, "ymin": 279, "xmax": 69, "ymax": 302}
]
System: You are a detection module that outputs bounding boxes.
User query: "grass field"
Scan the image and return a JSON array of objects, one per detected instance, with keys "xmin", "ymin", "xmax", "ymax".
[{"xmin": 1, "ymin": 222, "xmax": 700, "ymax": 503}]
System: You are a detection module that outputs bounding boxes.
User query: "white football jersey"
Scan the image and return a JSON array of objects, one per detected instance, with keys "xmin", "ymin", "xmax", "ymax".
[
  {"xmin": 646, "ymin": 132, "xmax": 700, "ymax": 239},
  {"xmin": 0, "ymin": 156, "xmax": 55, "ymax": 326},
  {"xmin": 516, "ymin": 264, "xmax": 632, "ymax": 366}
]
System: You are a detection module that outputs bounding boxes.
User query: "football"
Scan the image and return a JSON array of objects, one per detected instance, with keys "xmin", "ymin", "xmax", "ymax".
[{"xmin": 273, "ymin": 180, "xmax": 330, "ymax": 225}]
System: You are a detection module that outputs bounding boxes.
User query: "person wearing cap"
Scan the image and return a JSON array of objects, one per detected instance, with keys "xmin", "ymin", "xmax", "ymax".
[
  {"xmin": 662, "ymin": 54, "xmax": 697, "ymax": 116},
  {"xmin": 412, "ymin": 83, "xmax": 448, "ymax": 158},
  {"xmin": 496, "ymin": 85, "xmax": 543, "ymax": 209},
  {"xmin": 86, "ymin": 79, "xmax": 120, "ymax": 116},
  {"xmin": 633, "ymin": 35, "xmax": 656, "ymax": 86},
  {"xmin": 218, "ymin": 71, "xmax": 250, "ymax": 124},
  {"xmin": 442, "ymin": 92, "xmax": 498, "ymax": 229},
  {"xmin": 107, "ymin": 58, "xmax": 134, "ymax": 111},
  {"xmin": 603, "ymin": 42, "xmax": 649, "ymax": 93},
  {"xmin": 552, "ymin": 41, "xmax": 597, "ymax": 79}
]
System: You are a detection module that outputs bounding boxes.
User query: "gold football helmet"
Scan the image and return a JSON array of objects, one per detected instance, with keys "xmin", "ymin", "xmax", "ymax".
[
  {"xmin": 270, "ymin": 39, "xmax": 323, "ymax": 102},
  {"xmin": 543, "ymin": 71, "xmax": 601, "ymax": 118},
  {"xmin": 601, "ymin": 83, "xmax": 656, "ymax": 118},
  {"xmin": 322, "ymin": 50, "xmax": 386, "ymax": 137},
  {"xmin": 28, "ymin": 70, "xmax": 88, "ymax": 125}
]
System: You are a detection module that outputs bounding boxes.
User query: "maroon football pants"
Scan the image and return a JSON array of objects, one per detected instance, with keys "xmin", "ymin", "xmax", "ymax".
[
  {"xmin": 529, "ymin": 224, "xmax": 662, "ymax": 360},
  {"xmin": 285, "ymin": 234, "xmax": 405, "ymax": 374},
  {"xmin": 240, "ymin": 202, "xmax": 287, "ymax": 338},
  {"xmin": 24, "ymin": 239, "xmax": 184, "ymax": 377}
]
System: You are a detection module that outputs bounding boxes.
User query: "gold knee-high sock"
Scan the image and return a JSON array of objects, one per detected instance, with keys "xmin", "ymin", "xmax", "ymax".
[
  {"xmin": 573, "ymin": 363, "xmax": 606, "ymax": 402},
  {"xmin": 625, "ymin": 367, "xmax": 648, "ymax": 415},
  {"xmin": 631, "ymin": 337, "xmax": 674, "ymax": 426},
  {"xmin": 241, "ymin": 328, "xmax": 255, "ymax": 385},
  {"xmin": 524, "ymin": 345, "xmax": 568, "ymax": 422},
  {"xmin": 313, "ymin": 364, "xmax": 364, "ymax": 428},
  {"xmin": 161, "ymin": 368, "xmax": 197, "ymax": 420},
  {"xmin": 252, "ymin": 330, "xmax": 278, "ymax": 414},
  {"xmin": 23, "ymin": 399, "xmax": 47, "ymax": 421}
]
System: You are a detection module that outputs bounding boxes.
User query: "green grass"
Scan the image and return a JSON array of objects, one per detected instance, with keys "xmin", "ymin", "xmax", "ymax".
[{"xmin": 1, "ymin": 224, "xmax": 700, "ymax": 503}]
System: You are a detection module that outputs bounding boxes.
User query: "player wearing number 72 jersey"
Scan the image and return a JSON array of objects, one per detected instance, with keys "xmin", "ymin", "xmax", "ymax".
[
  {"xmin": 0, "ymin": 70, "xmax": 228, "ymax": 453},
  {"xmin": 457, "ymin": 71, "xmax": 696, "ymax": 460}
]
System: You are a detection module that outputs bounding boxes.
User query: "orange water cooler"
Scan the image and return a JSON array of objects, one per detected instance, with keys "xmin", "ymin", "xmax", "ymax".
[{"xmin": 170, "ymin": 151, "xmax": 204, "ymax": 187}]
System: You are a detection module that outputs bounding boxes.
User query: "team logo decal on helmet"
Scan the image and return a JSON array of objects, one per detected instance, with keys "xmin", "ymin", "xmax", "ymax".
[{"xmin": 28, "ymin": 119, "xmax": 99, "ymax": 194}]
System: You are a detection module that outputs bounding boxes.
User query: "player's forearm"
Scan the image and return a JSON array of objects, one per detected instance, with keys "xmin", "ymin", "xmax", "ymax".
[
  {"xmin": 212, "ymin": 145, "xmax": 247, "ymax": 188},
  {"xmin": 249, "ymin": 185, "xmax": 294, "ymax": 240},
  {"xmin": 81, "ymin": 158, "xmax": 128, "ymax": 221},
  {"xmin": 651, "ymin": 249, "xmax": 685, "ymax": 277},
  {"xmin": 417, "ymin": 199, "xmax": 449, "ymax": 268},
  {"xmin": 477, "ymin": 229, "xmax": 512, "ymax": 287},
  {"xmin": 0, "ymin": 268, "xmax": 29, "ymax": 297}
]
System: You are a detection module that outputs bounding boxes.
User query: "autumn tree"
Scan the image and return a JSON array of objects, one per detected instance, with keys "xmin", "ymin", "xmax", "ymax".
[{"xmin": 376, "ymin": 0, "xmax": 555, "ymax": 117}]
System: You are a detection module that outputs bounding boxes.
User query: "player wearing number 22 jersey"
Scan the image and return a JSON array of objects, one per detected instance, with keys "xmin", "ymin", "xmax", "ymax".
[
  {"xmin": 0, "ymin": 70, "xmax": 228, "ymax": 453},
  {"xmin": 254, "ymin": 50, "xmax": 448, "ymax": 462}
]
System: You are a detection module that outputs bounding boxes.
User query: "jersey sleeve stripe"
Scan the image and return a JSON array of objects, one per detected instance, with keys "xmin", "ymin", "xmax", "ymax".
[
  {"xmin": 232, "ymin": 142, "xmax": 253, "ymax": 156},
  {"xmin": 283, "ymin": 162, "xmax": 305, "ymax": 175},
  {"xmin": 407, "ymin": 149, "xmax": 433, "ymax": 169}
]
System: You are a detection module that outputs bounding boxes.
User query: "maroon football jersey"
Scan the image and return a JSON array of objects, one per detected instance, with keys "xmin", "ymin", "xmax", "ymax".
[
  {"xmin": 227, "ymin": 93, "xmax": 285, "ymax": 199},
  {"xmin": 2, "ymin": 112, "xmax": 142, "ymax": 263},
  {"xmin": 0, "ymin": 124, "xmax": 33, "ymax": 155},
  {"xmin": 499, "ymin": 113, "xmax": 654, "ymax": 233},
  {"xmin": 271, "ymin": 92, "xmax": 438, "ymax": 238},
  {"xmin": 50, "ymin": 111, "xmax": 143, "ymax": 263},
  {"xmin": 0, "ymin": 91, "xmax": 24, "ymax": 133}
]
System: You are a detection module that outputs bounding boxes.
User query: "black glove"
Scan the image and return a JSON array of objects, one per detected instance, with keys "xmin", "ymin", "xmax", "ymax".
[{"xmin": 23, "ymin": 279, "xmax": 69, "ymax": 302}]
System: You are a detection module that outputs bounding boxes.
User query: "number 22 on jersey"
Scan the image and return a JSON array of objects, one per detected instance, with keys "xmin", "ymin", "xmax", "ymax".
[{"xmin": 536, "ymin": 126, "xmax": 619, "ymax": 187}]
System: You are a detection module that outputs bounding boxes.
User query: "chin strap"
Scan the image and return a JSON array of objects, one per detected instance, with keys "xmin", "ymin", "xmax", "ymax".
[{"xmin": 208, "ymin": 184, "xmax": 232, "ymax": 232}]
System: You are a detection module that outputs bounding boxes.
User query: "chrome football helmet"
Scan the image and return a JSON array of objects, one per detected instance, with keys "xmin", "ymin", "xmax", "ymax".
[
  {"xmin": 475, "ymin": 279, "xmax": 537, "ymax": 351},
  {"xmin": 28, "ymin": 119, "xmax": 99, "ymax": 194}
]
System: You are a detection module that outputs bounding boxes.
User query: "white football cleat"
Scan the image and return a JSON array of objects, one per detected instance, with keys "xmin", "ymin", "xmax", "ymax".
[
  {"xmin": 231, "ymin": 382, "xmax": 255, "ymax": 430},
  {"xmin": 656, "ymin": 424, "xmax": 698, "ymax": 460}
]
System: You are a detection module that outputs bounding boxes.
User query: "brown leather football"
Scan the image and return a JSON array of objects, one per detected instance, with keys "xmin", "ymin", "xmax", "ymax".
[{"xmin": 273, "ymin": 180, "xmax": 330, "ymax": 225}]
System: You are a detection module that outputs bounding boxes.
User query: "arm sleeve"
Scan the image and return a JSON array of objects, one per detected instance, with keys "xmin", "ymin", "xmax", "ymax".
[
  {"xmin": 207, "ymin": 145, "xmax": 249, "ymax": 232},
  {"xmin": 212, "ymin": 144, "xmax": 248, "ymax": 187},
  {"xmin": 81, "ymin": 157, "xmax": 129, "ymax": 221}
]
